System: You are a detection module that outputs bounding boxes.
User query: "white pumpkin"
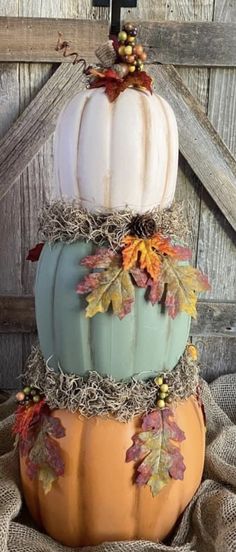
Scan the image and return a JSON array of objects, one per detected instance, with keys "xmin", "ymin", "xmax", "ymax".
[{"xmin": 52, "ymin": 87, "xmax": 178, "ymax": 212}]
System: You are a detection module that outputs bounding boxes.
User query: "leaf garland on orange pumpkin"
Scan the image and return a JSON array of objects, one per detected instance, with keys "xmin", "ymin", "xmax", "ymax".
[
  {"xmin": 126, "ymin": 408, "xmax": 186, "ymax": 496},
  {"xmin": 13, "ymin": 400, "xmax": 65, "ymax": 494},
  {"xmin": 77, "ymin": 234, "xmax": 210, "ymax": 319}
]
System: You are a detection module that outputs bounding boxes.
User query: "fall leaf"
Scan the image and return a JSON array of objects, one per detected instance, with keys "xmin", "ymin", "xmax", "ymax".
[
  {"xmin": 161, "ymin": 258, "xmax": 210, "ymax": 319},
  {"xmin": 38, "ymin": 465, "xmax": 57, "ymax": 495},
  {"xmin": 27, "ymin": 243, "xmax": 44, "ymax": 262},
  {"xmin": 126, "ymin": 408, "xmax": 186, "ymax": 496},
  {"xmin": 13, "ymin": 401, "xmax": 65, "ymax": 493},
  {"xmin": 90, "ymin": 70, "xmax": 152, "ymax": 102},
  {"xmin": 148, "ymin": 278, "xmax": 165, "ymax": 305},
  {"xmin": 122, "ymin": 233, "xmax": 176, "ymax": 281},
  {"xmin": 77, "ymin": 248, "xmax": 135, "ymax": 319}
]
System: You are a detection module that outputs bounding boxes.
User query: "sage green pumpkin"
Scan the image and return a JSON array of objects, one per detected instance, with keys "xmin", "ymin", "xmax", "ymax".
[{"xmin": 35, "ymin": 242, "xmax": 191, "ymax": 380}]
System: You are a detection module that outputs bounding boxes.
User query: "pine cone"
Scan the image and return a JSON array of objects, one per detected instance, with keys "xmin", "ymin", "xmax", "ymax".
[{"xmin": 129, "ymin": 214, "xmax": 156, "ymax": 238}]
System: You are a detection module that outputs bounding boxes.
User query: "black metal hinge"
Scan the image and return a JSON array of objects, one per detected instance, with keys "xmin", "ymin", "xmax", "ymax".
[{"xmin": 93, "ymin": 0, "xmax": 137, "ymax": 34}]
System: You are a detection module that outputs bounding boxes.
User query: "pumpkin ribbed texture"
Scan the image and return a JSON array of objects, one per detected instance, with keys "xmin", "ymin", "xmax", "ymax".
[
  {"xmin": 52, "ymin": 88, "xmax": 178, "ymax": 211},
  {"xmin": 20, "ymin": 396, "xmax": 205, "ymax": 547},
  {"xmin": 35, "ymin": 242, "xmax": 191, "ymax": 379}
]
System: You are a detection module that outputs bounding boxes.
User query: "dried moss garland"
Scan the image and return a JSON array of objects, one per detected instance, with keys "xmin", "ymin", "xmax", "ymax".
[
  {"xmin": 23, "ymin": 346, "xmax": 200, "ymax": 422},
  {"xmin": 39, "ymin": 200, "xmax": 190, "ymax": 249}
]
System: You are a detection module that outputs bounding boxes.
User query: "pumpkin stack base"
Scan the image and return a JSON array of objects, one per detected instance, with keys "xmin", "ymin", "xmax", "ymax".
[{"xmin": 20, "ymin": 396, "xmax": 205, "ymax": 547}]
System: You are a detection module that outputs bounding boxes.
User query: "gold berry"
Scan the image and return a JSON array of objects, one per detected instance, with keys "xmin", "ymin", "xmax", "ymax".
[
  {"xmin": 187, "ymin": 345, "xmax": 198, "ymax": 360},
  {"xmin": 137, "ymin": 63, "xmax": 144, "ymax": 71},
  {"xmin": 118, "ymin": 31, "xmax": 127, "ymax": 42},
  {"xmin": 124, "ymin": 45, "xmax": 133, "ymax": 55},
  {"xmin": 129, "ymin": 65, "xmax": 136, "ymax": 73},
  {"xmin": 23, "ymin": 386, "xmax": 31, "ymax": 395},
  {"xmin": 157, "ymin": 399, "xmax": 165, "ymax": 409},
  {"xmin": 154, "ymin": 376, "xmax": 163, "ymax": 386},
  {"xmin": 127, "ymin": 35, "xmax": 135, "ymax": 43},
  {"xmin": 33, "ymin": 395, "xmax": 41, "ymax": 403},
  {"xmin": 159, "ymin": 392, "xmax": 167, "ymax": 399},
  {"xmin": 118, "ymin": 45, "xmax": 126, "ymax": 56},
  {"xmin": 160, "ymin": 383, "xmax": 169, "ymax": 393}
]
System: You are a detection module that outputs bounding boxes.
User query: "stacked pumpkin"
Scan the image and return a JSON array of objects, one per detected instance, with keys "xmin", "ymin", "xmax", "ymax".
[{"xmin": 14, "ymin": 23, "xmax": 209, "ymax": 547}]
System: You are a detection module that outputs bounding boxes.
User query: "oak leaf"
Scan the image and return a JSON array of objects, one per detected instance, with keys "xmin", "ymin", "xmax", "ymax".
[
  {"xmin": 126, "ymin": 408, "xmax": 186, "ymax": 496},
  {"xmin": 13, "ymin": 402, "xmax": 65, "ymax": 493},
  {"xmin": 122, "ymin": 233, "xmax": 177, "ymax": 281},
  {"xmin": 161, "ymin": 258, "xmax": 210, "ymax": 318},
  {"xmin": 77, "ymin": 249, "xmax": 135, "ymax": 319},
  {"xmin": 90, "ymin": 70, "xmax": 152, "ymax": 102}
]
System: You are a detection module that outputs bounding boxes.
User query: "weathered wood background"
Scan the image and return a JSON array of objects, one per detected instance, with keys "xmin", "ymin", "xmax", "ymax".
[{"xmin": 0, "ymin": 0, "xmax": 235, "ymax": 388}]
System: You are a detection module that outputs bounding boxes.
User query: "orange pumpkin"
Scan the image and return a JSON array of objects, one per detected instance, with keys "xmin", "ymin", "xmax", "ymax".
[{"xmin": 20, "ymin": 395, "xmax": 205, "ymax": 547}]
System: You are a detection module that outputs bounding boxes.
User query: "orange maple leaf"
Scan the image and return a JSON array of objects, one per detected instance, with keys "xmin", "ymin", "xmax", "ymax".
[{"xmin": 122, "ymin": 233, "xmax": 176, "ymax": 281}]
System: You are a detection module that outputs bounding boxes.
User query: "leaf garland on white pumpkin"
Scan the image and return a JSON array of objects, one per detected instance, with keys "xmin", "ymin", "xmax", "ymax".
[
  {"xmin": 126, "ymin": 408, "xmax": 186, "ymax": 496},
  {"xmin": 76, "ymin": 233, "xmax": 210, "ymax": 319}
]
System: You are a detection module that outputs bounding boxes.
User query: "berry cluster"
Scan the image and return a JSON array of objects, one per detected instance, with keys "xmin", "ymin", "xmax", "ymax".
[
  {"xmin": 117, "ymin": 22, "xmax": 147, "ymax": 76},
  {"xmin": 154, "ymin": 376, "xmax": 172, "ymax": 409},
  {"xmin": 16, "ymin": 385, "xmax": 42, "ymax": 406}
]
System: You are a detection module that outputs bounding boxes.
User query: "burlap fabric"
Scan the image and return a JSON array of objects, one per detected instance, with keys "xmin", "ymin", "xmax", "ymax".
[{"xmin": 1, "ymin": 375, "xmax": 236, "ymax": 552}]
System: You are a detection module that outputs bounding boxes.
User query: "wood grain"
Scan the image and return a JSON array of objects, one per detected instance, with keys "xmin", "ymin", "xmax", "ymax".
[
  {"xmin": 139, "ymin": 21, "xmax": 236, "ymax": 67},
  {"xmin": 0, "ymin": 62, "xmax": 86, "ymax": 202},
  {"xmin": 196, "ymin": 0, "xmax": 236, "ymax": 303},
  {"xmin": 149, "ymin": 63, "xmax": 236, "ymax": 232},
  {"xmin": 0, "ymin": 17, "xmax": 108, "ymax": 62},
  {"xmin": 0, "ymin": 296, "xmax": 235, "ymax": 338},
  {"xmin": 0, "ymin": 0, "xmax": 109, "ymax": 390},
  {"xmin": 0, "ymin": 17, "xmax": 235, "ymax": 66},
  {"xmin": 1, "ymin": 61, "xmax": 236, "ymax": 231}
]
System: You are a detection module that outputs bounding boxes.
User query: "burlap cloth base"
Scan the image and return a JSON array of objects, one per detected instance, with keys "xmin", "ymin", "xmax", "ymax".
[{"xmin": 1, "ymin": 375, "xmax": 236, "ymax": 552}]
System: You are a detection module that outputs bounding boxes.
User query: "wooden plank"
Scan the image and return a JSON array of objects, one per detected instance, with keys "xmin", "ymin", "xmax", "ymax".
[
  {"xmin": 0, "ymin": 2, "xmax": 23, "ymax": 393},
  {"xmin": 0, "ymin": 296, "xmax": 235, "ymax": 337},
  {"xmin": 1, "ymin": 61, "xmax": 236, "ymax": 231},
  {"xmin": 0, "ymin": 17, "xmax": 108, "ymax": 63},
  {"xmin": 197, "ymin": 0, "xmax": 236, "ymax": 303},
  {"xmin": 0, "ymin": 17, "xmax": 235, "ymax": 66},
  {"xmin": 148, "ymin": 63, "xmax": 236, "ymax": 232},
  {"xmin": 193, "ymin": 336, "xmax": 236, "ymax": 382},
  {"xmin": 0, "ymin": 62, "xmax": 86, "ymax": 202},
  {"xmin": 139, "ymin": 21, "xmax": 236, "ymax": 67}
]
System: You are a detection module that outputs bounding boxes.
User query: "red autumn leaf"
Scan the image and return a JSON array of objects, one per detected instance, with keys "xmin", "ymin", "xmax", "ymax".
[
  {"xmin": 44, "ymin": 436, "xmax": 65, "ymax": 476},
  {"xmin": 130, "ymin": 267, "xmax": 149, "ymax": 288},
  {"xmin": 13, "ymin": 400, "xmax": 46, "ymax": 440},
  {"xmin": 27, "ymin": 243, "xmax": 44, "ymax": 262},
  {"xmin": 90, "ymin": 70, "xmax": 152, "ymax": 102},
  {"xmin": 148, "ymin": 278, "xmax": 165, "ymax": 305},
  {"xmin": 13, "ymin": 400, "xmax": 65, "ymax": 493},
  {"xmin": 172, "ymin": 245, "xmax": 192, "ymax": 261},
  {"xmin": 80, "ymin": 248, "xmax": 117, "ymax": 269}
]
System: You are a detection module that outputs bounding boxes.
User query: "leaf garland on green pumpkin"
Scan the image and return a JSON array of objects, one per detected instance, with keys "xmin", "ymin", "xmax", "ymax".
[
  {"xmin": 76, "ymin": 249, "xmax": 135, "ymax": 319},
  {"xmin": 13, "ymin": 401, "xmax": 65, "ymax": 494},
  {"xmin": 126, "ymin": 408, "xmax": 186, "ymax": 496},
  {"xmin": 77, "ymin": 234, "xmax": 210, "ymax": 319}
]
